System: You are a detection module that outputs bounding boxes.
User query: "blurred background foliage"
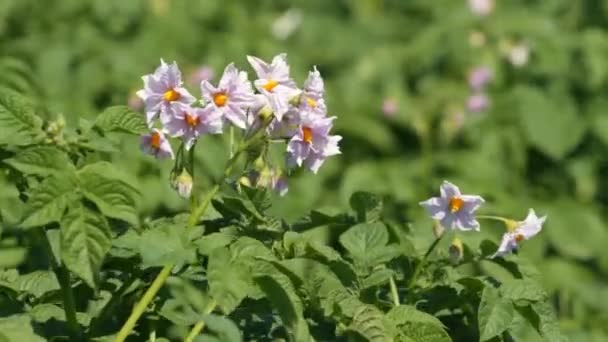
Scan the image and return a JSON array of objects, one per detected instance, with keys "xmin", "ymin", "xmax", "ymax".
[{"xmin": 1, "ymin": 0, "xmax": 608, "ymax": 340}]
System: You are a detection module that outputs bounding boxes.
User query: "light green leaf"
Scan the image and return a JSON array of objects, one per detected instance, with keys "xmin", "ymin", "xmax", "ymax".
[
  {"xmin": 21, "ymin": 174, "xmax": 79, "ymax": 228},
  {"xmin": 78, "ymin": 163, "xmax": 140, "ymax": 225},
  {"xmin": 0, "ymin": 270, "xmax": 60, "ymax": 298},
  {"xmin": 386, "ymin": 305, "xmax": 451, "ymax": 342},
  {"xmin": 0, "ymin": 315, "xmax": 45, "ymax": 342},
  {"xmin": 94, "ymin": 105, "xmax": 148, "ymax": 135},
  {"xmin": 199, "ymin": 314, "xmax": 242, "ymax": 342},
  {"xmin": 513, "ymin": 86, "xmax": 585, "ymax": 160},
  {"xmin": 207, "ymin": 247, "xmax": 250, "ymax": 314},
  {"xmin": 347, "ymin": 303, "xmax": 393, "ymax": 342},
  {"xmin": 0, "ymin": 87, "xmax": 43, "ymax": 146},
  {"xmin": 60, "ymin": 205, "xmax": 111, "ymax": 288},
  {"xmin": 531, "ymin": 301, "xmax": 569, "ymax": 342},
  {"xmin": 4, "ymin": 145, "xmax": 74, "ymax": 176},
  {"xmin": 478, "ymin": 286, "xmax": 515, "ymax": 341},
  {"xmin": 339, "ymin": 222, "xmax": 389, "ymax": 258},
  {"xmin": 196, "ymin": 232, "xmax": 235, "ymax": 256},
  {"xmin": 138, "ymin": 224, "xmax": 196, "ymax": 269},
  {"xmin": 500, "ymin": 279, "xmax": 547, "ymax": 303}
]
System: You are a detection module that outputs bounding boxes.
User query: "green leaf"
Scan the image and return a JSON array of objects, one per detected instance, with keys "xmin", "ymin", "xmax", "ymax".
[
  {"xmin": 138, "ymin": 224, "xmax": 196, "ymax": 269},
  {"xmin": 0, "ymin": 270, "xmax": 60, "ymax": 298},
  {"xmin": 386, "ymin": 305, "xmax": 451, "ymax": 342},
  {"xmin": 60, "ymin": 205, "xmax": 111, "ymax": 288},
  {"xmin": 500, "ymin": 279, "xmax": 547, "ymax": 303},
  {"xmin": 349, "ymin": 191, "xmax": 383, "ymax": 223},
  {"xmin": 0, "ymin": 315, "xmax": 45, "ymax": 342},
  {"xmin": 199, "ymin": 314, "xmax": 242, "ymax": 342},
  {"xmin": 0, "ymin": 87, "xmax": 43, "ymax": 146},
  {"xmin": 478, "ymin": 286, "xmax": 515, "ymax": 341},
  {"xmin": 254, "ymin": 262, "xmax": 313, "ymax": 342},
  {"xmin": 94, "ymin": 105, "xmax": 148, "ymax": 135},
  {"xmin": 207, "ymin": 247, "xmax": 250, "ymax": 314},
  {"xmin": 196, "ymin": 232, "xmax": 235, "ymax": 256},
  {"xmin": 339, "ymin": 222, "xmax": 389, "ymax": 259},
  {"xmin": 21, "ymin": 174, "xmax": 79, "ymax": 228},
  {"xmin": 513, "ymin": 86, "xmax": 585, "ymax": 160},
  {"xmin": 4, "ymin": 145, "xmax": 74, "ymax": 176},
  {"xmin": 347, "ymin": 303, "xmax": 393, "ymax": 342},
  {"xmin": 531, "ymin": 301, "xmax": 569, "ymax": 342},
  {"xmin": 78, "ymin": 163, "xmax": 140, "ymax": 225}
]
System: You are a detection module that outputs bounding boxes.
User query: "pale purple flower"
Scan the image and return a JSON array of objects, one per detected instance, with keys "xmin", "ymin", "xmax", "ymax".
[
  {"xmin": 163, "ymin": 103, "xmax": 223, "ymax": 150},
  {"xmin": 271, "ymin": 8, "xmax": 302, "ymax": 40},
  {"xmin": 140, "ymin": 129, "xmax": 174, "ymax": 159},
  {"xmin": 247, "ymin": 54, "xmax": 301, "ymax": 120},
  {"xmin": 201, "ymin": 63, "xmax": 255, "ymax": 129},
  {"xmin": 492, "ymin": 209, "xmax": 546, "ymax": 258},
  {"xmin": 468, "ymin": 0, "xmax": 494, "ymax": 16},
  {"xmin": 467, "ymin": 93, "xmax": 490, "ymax": 113},
  {"xmin": 286, "ymin": 111, "xmax": 341, "ymax": 173},
  {"xmin": 382, "ymin": 98, "xmax": 398, "ymax": 117},
  {"xmin": 136, "ymin": 60, "xmax": 196, "ymax": 126},
  {"xmin": 468, "ymin": 66, "xmax": 492, "ymax": 90},
  {"xmin": 419, "ymin": 181, "xmax": 485, "ymax": 231},
  {"xmin": 188, "ymin": 65, "xmax": 215, "ymax": 87},
  {"xmin": 298, "ymin": 66, "xmax": 327, "ymax": 116}
]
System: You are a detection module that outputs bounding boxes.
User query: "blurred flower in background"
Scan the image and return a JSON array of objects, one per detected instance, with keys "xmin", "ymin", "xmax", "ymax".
[
  {"xmin": 128, "ymin": 92, "xmax": 144, "ymax": 111},
  {"xmin": 468, "ymin": 0, "xmax": 494, "ymax": 16},
  {"xmin": 381, "ymin": 98, "xmax": 398, "ymax": 117},
  {"xmin": 507, "ymin": 42, "xmax": 530, "ymax": 68},
  {"xmin": 466, "ymin": 93, "xmax": 490, "ymax": 113},
  {"xmin": 271, "ymin": 8, "xmax": 303, "ymax": 40},
  {"xmin": 187, "ymin": 65, "xmax": 214, "ymax": 88},
  {"xmin": 468, "ymin": 66, "xmax": 492, "ymax": 91}
]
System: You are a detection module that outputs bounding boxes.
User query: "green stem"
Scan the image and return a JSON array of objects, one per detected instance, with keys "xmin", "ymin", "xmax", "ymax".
[
  {"xmin": 184, "ymin": 299, "xmax": 217, "ymax": 342},
  {"xmin": 115, "ymin": 118, "xmax": 273, "ymax": 342},
  {"xmin": 229, "ymin": 126, "xmax": 234, "ymax": 158},
  {"xmin": 389, "ymin": 275, "xmax": 400, "ymax": 306},
  {"xmin": 476, "ymin": 215, "xmax": 510, "ymax": 224},
  {"xmin": 407, "ymin": 234, "xmax": 444, "ymax": 289},
  {"xmin": 39, "ymin": 230, "xmax": 80, "ymax": 339}
]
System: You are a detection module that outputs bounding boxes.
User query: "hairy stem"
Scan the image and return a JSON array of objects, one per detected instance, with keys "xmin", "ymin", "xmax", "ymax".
[
  {"xmin": 389, "ymin": 275, "xmax": 400, "ymax": 306},
  {"xmin": 184, "ymin": 299, "xmax": 217, "ymax": 342},
  {"xmin": 407, "ymin": 234, "xmax": 444, "ymax": 289},
  {"xmin": 115, "ymin": 118, "xmax": 273, "ymax": 342}
]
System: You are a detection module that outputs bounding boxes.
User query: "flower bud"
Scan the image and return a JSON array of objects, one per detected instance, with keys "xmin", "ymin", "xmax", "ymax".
[
  {"xmin": 449, "ymin": 237, "xmax": 464, "ymax": 264},
  {"xmin": 257, "ymin": 105, "xmax": 274, "ymax": 122},
  {"xmin": 432, "ymin": 220, "xmax": 445, "ymax": 238},
  {"xmin": 171, "ymin": 169, "xmax": 193, "ymax": 199}
]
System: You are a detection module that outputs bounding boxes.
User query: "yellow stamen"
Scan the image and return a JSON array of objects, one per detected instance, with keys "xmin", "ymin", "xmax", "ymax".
[
  {"xmin": 184, "ymin": 113, "xmax": 199, "ymax": 127},
  {"xmin": 150, "ymin": 132, "xmax": 161, "ymax": 149},
  {"xmin": 449, "ymin": 197, "xmax": 464, "ymax": 213},
  {"xmin": 263, "ymin": 79, "xmax": 279, "ymax": 92},
  {"xmin": 306, "ymin": 97, "xmax": 317, "ymax": 108},
  {"xmin": 213, "ymin": 92, "xmax": 228, "ymax": 107},
  {"xmin": 163, "ymin": 89, "xmax": 181, "ymax": 102},
  {"xmin": 302, "ymin": 127, "xmax": 313, "ymax": 144},
  {"xmin": 515, "ymin": 234, "xmax": 525, "ymax": 243}
]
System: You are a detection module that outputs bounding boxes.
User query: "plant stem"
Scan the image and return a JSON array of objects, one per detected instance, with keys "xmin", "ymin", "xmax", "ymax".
[
  {"xmin": 407, "ymin": 234, "xmax": 444, "ymax": 289},
  {"xmin": 38, "ymin": 230, "xmax": 80, "ymax": 339},
  {"xmin": 184, "ymin": 299, "xmax": 217, "ymax": 342},
  {"xmin": 389, "ymin": 275, "xmax": 400, "ymax": 306},
  {"xmin": 115, "ymin": 119, "xmax": 273, "ymax": 342}
]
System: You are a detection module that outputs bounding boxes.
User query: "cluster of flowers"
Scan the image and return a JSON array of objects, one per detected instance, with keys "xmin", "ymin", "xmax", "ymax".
[
  {"xmin": 420, "ymin": 181, "xmax": 546, "ymax": 257},
  {"xmin": 135, "ymin": 53, "xmax": 342, "ymax": 195},
  {"xmin": 466, "ymin": 65, "xmax": 491, "ymax": 113}
]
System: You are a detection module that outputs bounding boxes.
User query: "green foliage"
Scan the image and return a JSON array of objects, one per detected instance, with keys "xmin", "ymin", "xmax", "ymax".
[{"xmin": 1, "ymin": 1, "xmax": 604, "ymax": 341}]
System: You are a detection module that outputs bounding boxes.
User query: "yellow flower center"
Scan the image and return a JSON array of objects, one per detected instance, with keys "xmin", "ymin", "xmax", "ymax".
[
  {"xmin": 150, "ymin": 131, "xmax": 161, "ymax": 149},
  {"xmin": 184, "ymin": 113, "xmax": 199, "ymax": 127},
  {"xmin": 302, "ymin": 126, "xmax": 313, "ymax": 144},
  {"xmin": 449, "ymin": 197, "xmax": 464, "ymax": 213},
  {"xmin": 263, "ymin": 79, "xmax": 279, "ymax": 92},
  {"xmin": 163, "ymin": 89, "xmax": 181, "ymax": 102},
  {"xmin": 515, "ymin": 234, "xmax": 525, "ymax": 243},
  {"xmin": 213, "ymin": 92, "xmax": 228, "ymax": 107},
  {"xmin": 306, "ymin": 97, "xmax": 317, "ymax": 108}
]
